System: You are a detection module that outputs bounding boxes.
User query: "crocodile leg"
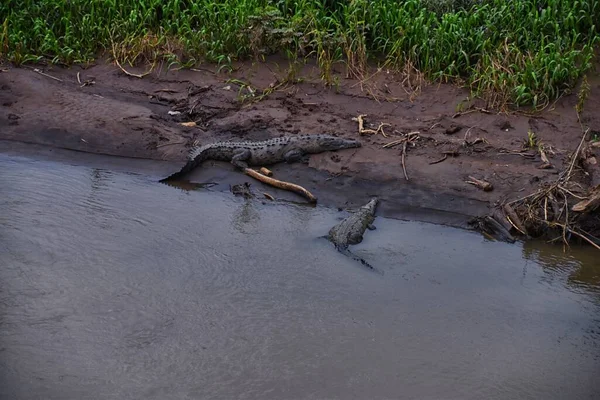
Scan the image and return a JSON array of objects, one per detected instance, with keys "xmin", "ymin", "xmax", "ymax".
[
  {"xmin": 283, "ymin": 149, "xmax": 306, "ymax": 163},
  {"xmin": 230, "ymin": 149, "xmax": 252, "ymax": 169},
  {"xmin": 348, "ymin": 232, "xmax": 365, "ymax": 245}
]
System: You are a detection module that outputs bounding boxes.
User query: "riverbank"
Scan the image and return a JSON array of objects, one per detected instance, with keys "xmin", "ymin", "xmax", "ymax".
[{"xmin": 1, "ymin": 58, "xmax": 599, "ymax": 243}]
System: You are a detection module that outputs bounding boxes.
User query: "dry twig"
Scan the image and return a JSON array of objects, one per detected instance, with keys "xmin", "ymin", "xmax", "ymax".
[
  {"xmin": 500, "ymin": 127, "xmax": 600, "ymax": 250},
  {"xmin": 114, "ymin": 58, "xmax": 153, "ymax": 78},
  {"xmin": 382, "ymin": 131, "xmax": 419, "ymax": 149},
  {"xmin": 263, "ymin": 192, "xmax": 275, "ymax": 201},
  {"xmin": 401, "ymin": 141, "xmax": 409, "ymax": 181},
  {"xmin": 466, "ymin": 176, "xmax": 493, "ymax": 191},
  {"xmin": 452, "ymin": 107, "xmax": 491, "ymax": 119},
  {"xmin": 33, "ymin": 68, "xmax": 62, "ymax": 82}
]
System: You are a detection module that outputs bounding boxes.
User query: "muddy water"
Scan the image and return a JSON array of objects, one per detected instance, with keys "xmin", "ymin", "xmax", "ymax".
[{"xmin": 1, "ymin": 150, "xmax": 599, "ymax": 400}]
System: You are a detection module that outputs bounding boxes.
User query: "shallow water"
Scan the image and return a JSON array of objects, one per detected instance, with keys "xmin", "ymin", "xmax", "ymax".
[{"xmin": 1, "ymin": 150, "xmax": 599, "ymax": 400}]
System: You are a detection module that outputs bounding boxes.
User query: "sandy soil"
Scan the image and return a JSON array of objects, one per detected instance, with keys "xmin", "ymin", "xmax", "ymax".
[{"xmin": 1, "ymin": 57, "xmax": 599, "ymax": 231}]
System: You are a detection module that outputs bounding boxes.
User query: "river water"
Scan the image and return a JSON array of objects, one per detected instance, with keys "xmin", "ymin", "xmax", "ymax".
[{"xmin": 1, "ymin": 149, "xmax": 599, "ymax": 400}]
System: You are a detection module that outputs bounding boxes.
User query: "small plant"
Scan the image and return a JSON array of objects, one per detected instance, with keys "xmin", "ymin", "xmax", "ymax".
[
  {"xmin": 283, "ymin": 49, "xmax": 303, "ymax": 84},
  {"xmin": 455, "ymin": 96, "xmax": 472, "ymax": 113},
  {"xmin": 524, "ymin": 130, "xmax": 538, "ymax": 149},
  {"xmin": 226, "ymin": 78, "xmax": 257, "ymax": 103}
]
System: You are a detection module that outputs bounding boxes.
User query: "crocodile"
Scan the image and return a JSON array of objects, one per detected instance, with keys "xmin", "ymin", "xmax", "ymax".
[
  {"xmin": 160, "ymin": 134, "xmax": 361, "ymax": 182},
  {"xmin": 327, "ymin": 197, "xmax": 379, "ymax": 270}
]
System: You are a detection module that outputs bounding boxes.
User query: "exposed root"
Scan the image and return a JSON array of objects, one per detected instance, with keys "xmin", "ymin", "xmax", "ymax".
[
  {"xmin": 243, "ymin": 168, "xmax": 317, "ymax": 203},
  {"xmin": 429, "ymin": 154, "xmax": 447, "ymax": 165},
  {"xmin": 352, "ymin": 114, "xmax": 390, "ymax": 137}
]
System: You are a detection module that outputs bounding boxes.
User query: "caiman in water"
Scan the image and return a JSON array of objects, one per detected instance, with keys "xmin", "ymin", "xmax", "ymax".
[
  {"xmin": 327, "ymin": 197, "xmax": 379, "ymax": 270},
  {"xmin": 160, "ymin": 134, "xmax": 361, "ymax": 182}
]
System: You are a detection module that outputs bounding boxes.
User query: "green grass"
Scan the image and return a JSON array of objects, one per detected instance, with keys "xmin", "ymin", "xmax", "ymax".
[{"xmin": 1, "ymin": 0, "xmax": 599, "ymax": 108}]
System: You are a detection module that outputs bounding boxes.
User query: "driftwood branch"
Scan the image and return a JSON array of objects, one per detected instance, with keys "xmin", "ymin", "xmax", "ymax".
[{"xmin": 243, "ymin": 168, "xmax": 317, "ymax": 203}]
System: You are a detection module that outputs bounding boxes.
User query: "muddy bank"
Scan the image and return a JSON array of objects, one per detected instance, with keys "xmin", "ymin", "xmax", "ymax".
[{"xmin": 1, "ymin": 58, "xmax": 599, "ymax": 236}]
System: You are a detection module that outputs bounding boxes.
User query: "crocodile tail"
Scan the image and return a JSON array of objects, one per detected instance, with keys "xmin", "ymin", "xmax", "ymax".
[
  {"xmin": 337, "ymin": 246, "xmax": 375, "ymax": 271},
  {"xmin": 159, "ymin": 148, "xmax": 207, "ymax": 182}
]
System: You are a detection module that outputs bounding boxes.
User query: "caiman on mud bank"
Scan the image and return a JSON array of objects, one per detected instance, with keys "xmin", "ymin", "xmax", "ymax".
[
  {"xmin": 160, "ymin": 134, "xmax": 361, "ymax": 182},
  {"xmin": 327, "ymin": 197, "xmax": 379, "ymax": 270}
]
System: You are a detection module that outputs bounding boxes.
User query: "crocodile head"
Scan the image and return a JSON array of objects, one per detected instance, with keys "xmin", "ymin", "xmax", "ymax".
[{"xmin": 316, "ymin": 136, "xmax": 362, "ymax": 151}]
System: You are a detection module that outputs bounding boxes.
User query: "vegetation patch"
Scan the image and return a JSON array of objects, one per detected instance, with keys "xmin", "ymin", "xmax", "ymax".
[{"xmin": 1, "ymin": 0, "xmax": 599, "ymax": 108}]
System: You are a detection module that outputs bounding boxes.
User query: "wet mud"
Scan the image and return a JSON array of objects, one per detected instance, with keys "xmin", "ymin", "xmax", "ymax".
[{"xmin": 1, "ymin": 57, "xmax": 599, "ymax": 233}]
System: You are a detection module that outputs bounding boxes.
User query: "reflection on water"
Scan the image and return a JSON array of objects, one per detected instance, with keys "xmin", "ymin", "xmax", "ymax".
[
  {"xmin": 0, "ymin": 151, "xmax": 599, "ymax": 400},
  {"xmin": 232, "ymin": 201, "xmax": 261, "ymax": 234},
  {"xmin": 523, "ymin": 240, "xmax": 600, "ymax": 293}
]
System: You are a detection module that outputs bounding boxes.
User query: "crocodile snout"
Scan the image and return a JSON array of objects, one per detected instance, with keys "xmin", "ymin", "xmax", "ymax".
[{"xmin": 327, "ymin": 137, "xmax": 361, "ymax": 150}]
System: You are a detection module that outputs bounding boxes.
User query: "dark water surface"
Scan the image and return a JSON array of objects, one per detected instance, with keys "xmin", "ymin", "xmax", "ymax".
[{"xmin": 1, "ymin": 150, "xmax": 599, "ymax": 400}]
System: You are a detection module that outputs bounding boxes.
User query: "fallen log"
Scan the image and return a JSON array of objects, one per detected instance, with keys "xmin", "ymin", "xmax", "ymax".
[
  {"xmin": 243, "ymin": 168, "xmax": 317, "ymax": 203},
  {"xmin": 468, "ymin": 215, "xmax": 516, "ymax": 243}
]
